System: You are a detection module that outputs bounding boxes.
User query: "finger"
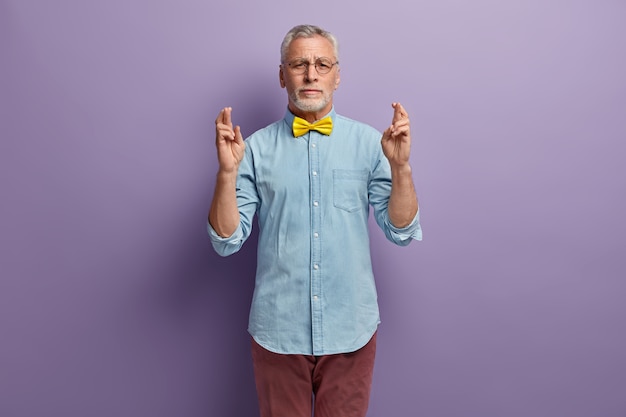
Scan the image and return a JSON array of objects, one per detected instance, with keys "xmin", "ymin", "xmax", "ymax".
[
  {"xmin": 392, "ymin": 118, "xmax": 410, "ymax": 129},
  {"xmin": 215, "ymin": 108, "xmax": 226, "ymax": 125},
  {"xmin": 215, "ymin": 107, "xmax": 233, "ymax": 126},
  {"xmin": 392, "ymin": 102, "xmax": 407, "ymax": 123},
  {"xmin": 217, "ymin": 125, "xmax": 235, "ymax": 141},
  {"xmin": 393, "ymin": 102, "xmax": 407, "ymax": 115},
  {"xmin": 224, "ymin": 107, "xmax": 233, "ymax": 128},
  {"xmin": 391, "ymin": 125, "xmax": 410, "ymax": 138},
  {"xmin": 382, "ymin": 126, "xmax": 393, "ymax": 140}
]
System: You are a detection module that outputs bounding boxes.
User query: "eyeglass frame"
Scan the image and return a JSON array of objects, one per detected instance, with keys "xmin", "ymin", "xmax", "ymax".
[{"xmin": 282, "ymin": 57, "xmax": 339, "ymax": 75}]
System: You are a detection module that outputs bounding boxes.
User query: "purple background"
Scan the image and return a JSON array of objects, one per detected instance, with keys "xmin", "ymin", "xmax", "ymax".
[{"xmin": 2, "ymin": 1, "xmax": 625, "ymax": 416}]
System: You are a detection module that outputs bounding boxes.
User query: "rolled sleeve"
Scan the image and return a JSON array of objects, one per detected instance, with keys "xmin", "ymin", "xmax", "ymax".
[
  {"xmin": 368, "ymin": 149, "xmax": 422, "ymax": 247},
  {"xmin": 384, "ymin": 209, "xmax": 422, "ymax": 245},
  {"xmin": 207, "ymin": 222, "xmax": 246, "ymax": 257}
]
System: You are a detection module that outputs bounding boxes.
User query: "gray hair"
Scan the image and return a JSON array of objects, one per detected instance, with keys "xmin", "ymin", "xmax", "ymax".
[{"xmin": 280, "ymin": 24, "xmax": 339, "ymax": 63}]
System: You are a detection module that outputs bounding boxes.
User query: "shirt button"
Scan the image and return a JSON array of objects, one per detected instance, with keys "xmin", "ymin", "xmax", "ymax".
[
  {"xmin": 312, "ymin": 171, "xmax": 318, "ymax": 176},
  {"xmin": 313, "ymin": 264, "xmax": 319, "ymax": 270},
  {"xmin": 313, "ymin": 201, "xmax": 319, "ymax": 207},
  {"xmin": 311, "ymin": 143, "xmax": 316, "ymax": 148},
  {"xmin": 313, "ymin": 295, "xmax": 319, "ymax": 300},
  {"xmin": 314, "ymin": 232, "xmax": 319, "ymax": 238}
]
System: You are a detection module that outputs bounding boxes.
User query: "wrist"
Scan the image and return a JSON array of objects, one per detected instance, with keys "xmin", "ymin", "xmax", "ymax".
[
  {"xmin": 390, "ymin": 162, "xmax": 412, "ymax": 177},
  {"xmin": 216, "ymin": 168, "xmax": 238, "ymax": 183}
]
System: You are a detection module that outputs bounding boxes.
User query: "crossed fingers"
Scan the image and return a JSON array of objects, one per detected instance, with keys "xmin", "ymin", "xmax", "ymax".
[
  {"xmin": 216, "ymin": 107, "xmax": 240, "ymax": 142},
  {"xmin": 389, "ymin": 102, "xmax": 410, "ymax": 138}
]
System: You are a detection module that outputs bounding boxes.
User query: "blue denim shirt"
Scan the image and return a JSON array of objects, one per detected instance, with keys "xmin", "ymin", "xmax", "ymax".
[{"xmin": 208, "ymin": 108, "xmax": 422, "ymax": 355}]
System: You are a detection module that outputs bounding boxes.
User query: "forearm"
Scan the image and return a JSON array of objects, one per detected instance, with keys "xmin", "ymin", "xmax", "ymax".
[
  {"xmin": 388, "ymin": 163, "xmax": 419, "ymax": 228},
  {"xmin": 208, "ymin": 170, "xmax": 240, "ymax": 238}
]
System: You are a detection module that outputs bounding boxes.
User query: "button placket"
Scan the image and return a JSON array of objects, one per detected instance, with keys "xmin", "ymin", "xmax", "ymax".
[{"xmin": 309, "ymin": 133, "xmax": 323, "ymax": 354}]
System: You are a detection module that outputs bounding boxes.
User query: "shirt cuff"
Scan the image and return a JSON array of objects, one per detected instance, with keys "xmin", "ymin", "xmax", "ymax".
[
  {"xmin": 207, "ymin": 221, "xmax": 245, "ymax": 255},
  {"xmin": 387, "ymin": 209, "xmax": 422, "ymax": 242}
]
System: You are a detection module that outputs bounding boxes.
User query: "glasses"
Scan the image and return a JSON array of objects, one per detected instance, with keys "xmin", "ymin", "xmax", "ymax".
[{"xmin": 284, "ymin": 58, "xmax": 339, "ymax": 75}]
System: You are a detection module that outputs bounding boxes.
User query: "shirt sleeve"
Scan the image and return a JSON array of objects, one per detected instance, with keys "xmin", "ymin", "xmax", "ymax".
[
  {"xmin": 207, "ymin": 142, "xmax": 259, "ymax": 256},
  {"xmin": 207, "ymin": 222, "xmax": 247, "ymax": 257},
  {"xmin": 383, "ymin": 209, "xmax": 422, "ymax": 244},
  {"xmin": 368, "ymin": 146, "xmax": 422, "ymax": 246}
]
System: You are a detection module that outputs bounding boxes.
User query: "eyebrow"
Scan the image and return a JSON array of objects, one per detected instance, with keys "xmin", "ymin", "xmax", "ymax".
[{"xmin": 289, "ymin": 56, "xmax": 333, "ymax": 62}]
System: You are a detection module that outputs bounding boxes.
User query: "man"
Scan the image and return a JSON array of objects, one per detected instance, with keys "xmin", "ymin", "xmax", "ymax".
[{"xmin": 208, "ymin": 24, "xmax": 422, "ymax": 417}]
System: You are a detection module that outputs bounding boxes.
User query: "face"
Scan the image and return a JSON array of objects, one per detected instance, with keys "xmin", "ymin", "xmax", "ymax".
[{"xmin": 279, "ymin": 35, "xmax": 341, "ymax": 120}]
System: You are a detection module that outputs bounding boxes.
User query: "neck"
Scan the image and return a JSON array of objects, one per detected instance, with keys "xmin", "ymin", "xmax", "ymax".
[{"xmin": 289, "ymin": 103, "xmax": 332, "ymax": 123}]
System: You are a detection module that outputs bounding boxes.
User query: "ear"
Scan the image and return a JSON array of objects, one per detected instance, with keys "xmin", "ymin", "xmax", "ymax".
[
  {"xmin": 279, "ymin": 66, "xmax": 286, "ymax": 88},
  {"xmin": 334, "ymin": 69, "xmax": 341, "ymax": 90}
]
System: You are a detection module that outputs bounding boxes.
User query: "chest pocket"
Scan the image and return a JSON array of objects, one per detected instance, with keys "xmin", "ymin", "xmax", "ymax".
[{"xmin": 333, "ymin": 169, "xmax": 369, "ymax": 213}]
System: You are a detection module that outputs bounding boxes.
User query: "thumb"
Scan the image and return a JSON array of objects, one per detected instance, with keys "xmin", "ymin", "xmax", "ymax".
[
  {"xmin": 382, "ymin": 125, "xmax": 393, "ymax": 141},
  {"xmin": 234, "ymin": 125, "xmax": 244, "ymax": 144}
]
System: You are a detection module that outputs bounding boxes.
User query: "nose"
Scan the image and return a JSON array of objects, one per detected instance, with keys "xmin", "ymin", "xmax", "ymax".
[{"xmin": 304, "ymin": 63, "xmax": 318, "ymax": 81}]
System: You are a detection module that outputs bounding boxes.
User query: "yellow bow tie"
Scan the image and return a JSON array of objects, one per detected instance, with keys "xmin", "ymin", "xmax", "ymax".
[{"xmin": 292, "ymin": 116, "xmax": 333, "ymax": 137}]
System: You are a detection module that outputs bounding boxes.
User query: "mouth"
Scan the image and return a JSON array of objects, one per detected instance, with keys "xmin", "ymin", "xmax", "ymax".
[{"xmin": 299, "ymin": 89, "xmax": 322, "ymax": 96}]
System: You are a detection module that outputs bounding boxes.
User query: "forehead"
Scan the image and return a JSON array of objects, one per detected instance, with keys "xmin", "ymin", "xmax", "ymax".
[{"xmin": 285, "ymin": 35, "xmax": 335, "ymax": 60}]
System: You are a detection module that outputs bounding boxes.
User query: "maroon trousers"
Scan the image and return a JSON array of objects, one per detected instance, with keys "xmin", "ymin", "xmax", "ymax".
[{"xmin": 251, "ymin": 333, "xmax": 377, "ymax": 417}]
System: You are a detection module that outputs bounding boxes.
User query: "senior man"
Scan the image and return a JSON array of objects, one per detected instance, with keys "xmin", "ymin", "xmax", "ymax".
[{"xmin": 208, "ymin": 24, "xmax": 422, "ymax": 417}]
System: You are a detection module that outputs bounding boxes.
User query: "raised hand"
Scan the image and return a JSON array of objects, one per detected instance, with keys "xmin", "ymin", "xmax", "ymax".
[
  {"xmin": 215, "ymin": 107, "xmax": 245, "ymax": 174},
  {"xmin": 381, "ymin": 102, "xmax": 411, "ymax": 168}
]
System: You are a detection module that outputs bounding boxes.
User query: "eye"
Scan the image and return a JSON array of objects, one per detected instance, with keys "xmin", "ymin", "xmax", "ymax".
[
  {"xmin": 291, "ymin": 60, "xmax": 308, "ymax": 70},
  {"xmin": 317, "ymin": 59, "xmax": 332, "ymax": 69}
]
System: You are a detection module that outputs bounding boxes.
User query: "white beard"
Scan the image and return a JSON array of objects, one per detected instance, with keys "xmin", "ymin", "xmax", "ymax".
[{"xmin": 289, "ymin": 89, "xmax": 332, "ymax": 113}]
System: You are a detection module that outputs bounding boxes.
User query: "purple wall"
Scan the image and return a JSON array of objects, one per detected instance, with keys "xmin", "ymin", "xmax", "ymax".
[{"xmin": 2, "ymin": 1, "xmax": 625, "ymax": 416}]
